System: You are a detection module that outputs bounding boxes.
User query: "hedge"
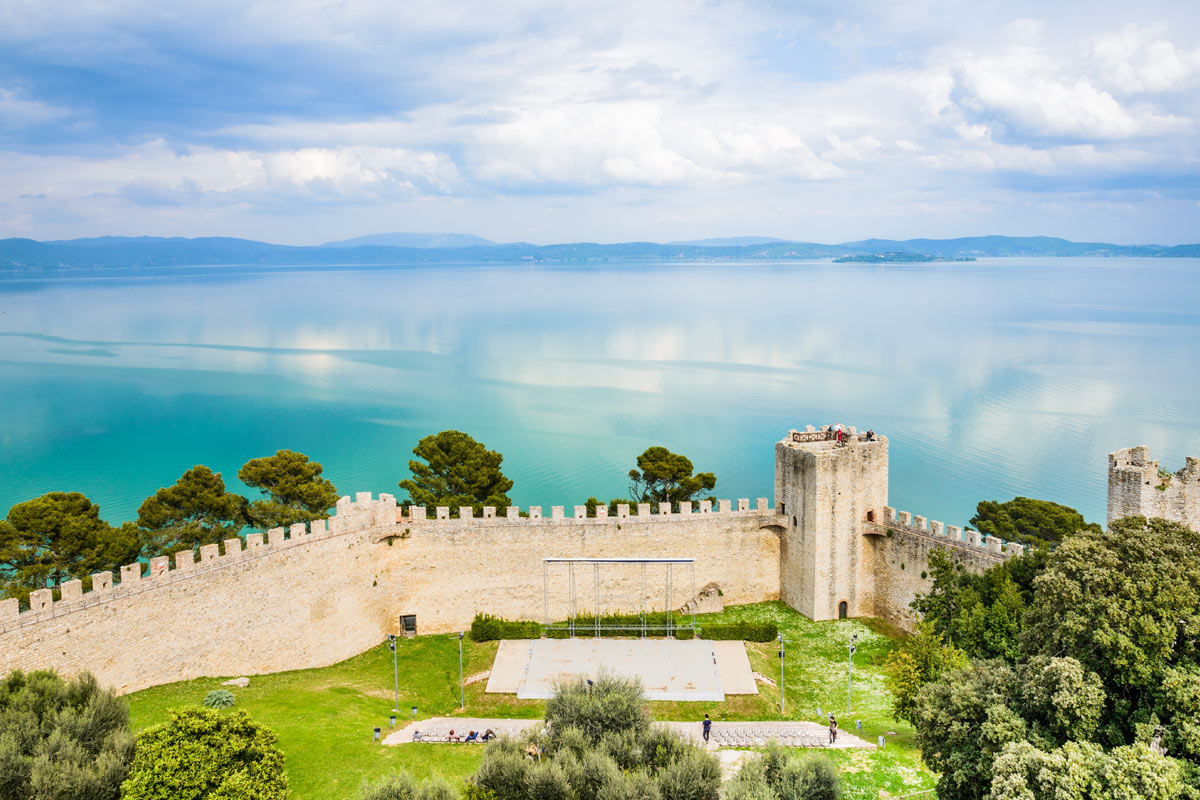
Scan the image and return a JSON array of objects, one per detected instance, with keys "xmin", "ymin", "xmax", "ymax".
[
  {"xmin": 469, "ymin": 614, "xmax": 541, "ymax": 641},
  {"xmin": 701, "ymin": 621, "xmax": 778, "ymax": 642}
]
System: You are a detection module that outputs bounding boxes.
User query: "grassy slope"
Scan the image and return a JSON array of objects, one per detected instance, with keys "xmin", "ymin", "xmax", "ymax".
[{"xmin": 126, "ymin": 602, "xmax": 934, "ymax": 800}]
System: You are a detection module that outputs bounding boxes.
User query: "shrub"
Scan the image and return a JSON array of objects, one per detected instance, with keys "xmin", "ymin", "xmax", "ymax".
[
  {"xmin": 0, "ymin": 669, "xmax": 134, "ymax": 800},
  {"xmin": 773, "ymin": 758, "xmax": 838, "ymax": 800},
  {"xmin": 473, "ymin": 750, "xmax": 531, "ymax": 800},
  {"xmin": 654, "ymin": 748, "xmax": 721, "ymax": 800},
  {"xmin": 526, "ymin": 762, "xmax": 572, "ymax": 800},
  {"xmin": 596, "ymin": 769, "xmax": 661, "ymax": 800},
  {"xmin": 563, "ymin": 749, "xmax": 622, "ymax": 800},
  {"xmin": 545, "ymin": 673, "xmax": 650, "ymax": 746},
  {"xmin": 359, "ymin": 773, "xmax": 417, "ymax": 800},
  {"xmin": 417, "ymin": 779, "xmax": 458, "ymax": 800},
  {"xmin": 470, "ymin": 614, "xmax": 542, "ymax": 642},
  {"xmin": 700, "ymin": 621, "xmax": 778, "ymax": 642},
  {"xmin": 202, "ymin": 689, "xmax": 236, "ymax": 709},
  {"xmin": 120, "ymin": 707, "xmax": 287, "ymax": 800}
]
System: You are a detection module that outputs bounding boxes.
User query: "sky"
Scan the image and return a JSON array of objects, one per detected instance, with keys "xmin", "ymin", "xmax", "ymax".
[{"xmin": 1, "ymin": 0, "xmax": 1198, "ymax": 245}]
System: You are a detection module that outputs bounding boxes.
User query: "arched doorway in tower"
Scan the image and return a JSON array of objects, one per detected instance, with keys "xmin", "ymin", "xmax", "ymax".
[{"xmin": 838, "ymin": 601, "xmax": 847, "ymax": 619}]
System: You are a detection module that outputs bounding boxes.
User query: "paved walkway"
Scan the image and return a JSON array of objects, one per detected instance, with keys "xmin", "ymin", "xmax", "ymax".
[{"xmin": 384, "ymin": 717, "xmax": 873, "ymax": 749}]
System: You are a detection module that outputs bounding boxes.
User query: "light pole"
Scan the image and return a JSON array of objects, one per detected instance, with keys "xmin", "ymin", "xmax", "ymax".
[
  {"xmin": 777, "ymin": 633, "xmax": 785, "ymax": 714},
  {"xmin": 387, "ymin": 634, "xmax": 399, "ymax": 713},
  {"xmin": 847, "ymin": 633, "xmax": 857, "ymax": 713},
  {"xmin": 458, "ymin": 631, "xmax": 465, "ymax": 710}
]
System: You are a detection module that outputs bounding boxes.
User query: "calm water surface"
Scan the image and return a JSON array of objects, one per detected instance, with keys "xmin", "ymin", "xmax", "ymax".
[{"xmin": 1, "ymin": 258, "xmax": 1197, "ymax": 528}]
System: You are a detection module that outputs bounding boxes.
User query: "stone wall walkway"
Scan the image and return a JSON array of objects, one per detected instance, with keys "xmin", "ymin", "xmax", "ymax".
[{"xmin": 384, "ymin": 717, "xmax": 874, "ymax": 749}]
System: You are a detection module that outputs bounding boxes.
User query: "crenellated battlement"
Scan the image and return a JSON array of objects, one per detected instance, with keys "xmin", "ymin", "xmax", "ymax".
[
  {"xmin": 0, "ymin": 492, "xmax": 776, "ymax": 634},
  {"xmin": 1108, "ymin": 446, "xmax": 1200, "ymax": 530},
  {"xmin": 0, "ymin": 492, "xmax": 398, "ymax": 634},
  {"xmin": 867, "ymin": 506, "xmax": 1022, "ymax": 560},
  {"xmin": 5, "ymin": 425, "xmax": 1137, "ymax": 693},
  {"xmin": 403, "ymin": 497, "xmax": 773, "ymax": 526}
]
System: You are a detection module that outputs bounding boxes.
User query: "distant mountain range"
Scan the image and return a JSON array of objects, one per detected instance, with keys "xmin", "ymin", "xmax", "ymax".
[
  {"xmin": 320, "ymin": 232, "xmax": 497, "ymax": 248},
  {"xmin": 1, "ymin": 233, "xmax": 1198, "ymax": 270}
]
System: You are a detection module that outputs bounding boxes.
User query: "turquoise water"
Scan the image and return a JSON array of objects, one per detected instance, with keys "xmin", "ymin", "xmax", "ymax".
[{"xmin": 1, "ymin": 258, "xmax": 1197, "ymax": 529}]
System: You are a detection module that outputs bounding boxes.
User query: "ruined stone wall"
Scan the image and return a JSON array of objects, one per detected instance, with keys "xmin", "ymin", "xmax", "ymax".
[
  {"xmin": 1108, "ymin": 447, "xmax": 1200, "ymax": 531},
  {"xmin": 0, "ymin": 495, "xmax": 780, "ymax": 693},
  {"xmin": 867, "ymin": 507, "xmax": 1019, "ymax": 630}
]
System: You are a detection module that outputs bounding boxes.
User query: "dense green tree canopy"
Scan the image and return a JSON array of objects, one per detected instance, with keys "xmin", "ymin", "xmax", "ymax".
[
  {"xmin": 238, "ymin": 449, "xmax": 339, "ymax": 529},
  {"xmin": 884, "ymin": 622, "xmax": 968, "ymax": 723},
  {"xmin": 910, "ymin": 516, "xmax": 1200, "ymax": 800},
  {"xmin": 1, "ymin": 492, "xmax": 139, "ymax": 600},
  {"xmin": 626, "ymin": 446, "xmax": 716, "ymax": 507},
  {"xmin": 0, "ymin": 670, "xmax": 134, "ymax": 800},
  {"xmin": 120, "ymin": 707, "xmax": 287, "ymax": 800},
  {"xmin": 912, "ymin": 547, "xmax": 1038, "ymax": 662},
  {"xmin": 914, "ymin": 657, "xmax": 1109, "ymax": 800},
  {"xmin": 1023, "ymin": 516, "xmax": 1200, "ymax": 744},
  {"xmin": 136, "ymin": 465, "xmax": 246, "ymax": 555},
  {"xmin": 990, "ymin": 740, "xmax": 1186, "ymax": 800},
  {"xmin": 398, "ymin": 431, "xmax": 513, "ymax": 516},
  {"xmin": 970, "ymin": 496, "xmax": 1100, "ymax": 547}
]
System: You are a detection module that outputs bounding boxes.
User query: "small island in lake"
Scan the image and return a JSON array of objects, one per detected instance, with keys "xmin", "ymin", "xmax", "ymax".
[{"xmin": 833, "ymin": 252, "xmax": 977, "ymax": 263}]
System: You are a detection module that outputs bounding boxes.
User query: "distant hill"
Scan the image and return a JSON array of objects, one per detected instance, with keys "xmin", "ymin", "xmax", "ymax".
[
  {"xmin": 1, "ymin": 234, "xmax": 1197, "ymax": 270},
  {"xmin": 667, "ymin": 236, "xmax": 793, "ymax": 246},
  {"xmin": 321, "ymin": 232, "xmax": 496, "ymax": 248}
]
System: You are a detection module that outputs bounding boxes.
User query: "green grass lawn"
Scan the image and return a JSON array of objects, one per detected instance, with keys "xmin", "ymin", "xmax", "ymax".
[{"xmin": 126, "ymin": 602, "xmax": 935, "ymax": 800}]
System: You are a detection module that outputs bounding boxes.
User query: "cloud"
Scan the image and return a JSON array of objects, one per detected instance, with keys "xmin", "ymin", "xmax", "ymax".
[{"xmin": 0, "ymin": 1, "xmax": 1197, "ymax": 242}]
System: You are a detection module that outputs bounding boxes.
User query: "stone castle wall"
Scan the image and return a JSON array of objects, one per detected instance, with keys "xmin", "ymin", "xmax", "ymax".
[
  {"xmin": 1, "ymin": 424, "xmax": 1068, "ymax": 694},
  {"xmin": 1108, "ymin": 446, "xmax": 1200, "ymax": 531},
  {"xmin": 0, "ymin": 495, "xmax": 780, "ymax": 693},
  {"xmin": 867, "ymin": 507, "xmax": 1016, "ymax": 629}
]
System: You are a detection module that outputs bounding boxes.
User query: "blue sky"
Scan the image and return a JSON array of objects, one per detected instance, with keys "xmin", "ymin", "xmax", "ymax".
[{"xmin": 1, "ymin": 0, "xmax": 1198, "ymax": 244}]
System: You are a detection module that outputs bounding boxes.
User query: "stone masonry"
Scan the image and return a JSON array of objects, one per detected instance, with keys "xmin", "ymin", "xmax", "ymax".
[
  {"xmin": 0, "ymin": 426, "xmax": 1026, "ymax": 693},
  {"xmin": 1108, "ymin": 446, "xmax": 1200, "ymax": 531}
]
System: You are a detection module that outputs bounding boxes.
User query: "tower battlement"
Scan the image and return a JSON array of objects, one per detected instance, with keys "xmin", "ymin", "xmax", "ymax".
[{"xmin": 1108, "ymin": 446, "xmax": 1200, "ymax": 530}]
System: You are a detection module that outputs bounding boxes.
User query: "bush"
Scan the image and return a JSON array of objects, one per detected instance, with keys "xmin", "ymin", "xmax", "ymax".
[
  {"xmin": 526, "ymin": 762, "xmax": 572, "ymax": 800},
  {"xmin": 359, "ymin": 773, "xmax": 417, "ymax": 800},
  {"xmin": 202, "ymin": 689, "xmax": 236, "ymax": 709},
  {"xmin": 470, "ymin": 614, "xmax": 542, "ymax": 642},
  {"xmin": 0, "ymin": 669, "xmax": 134, "ymax": 800},
  {"xmin": 774, "ymin": 758, "xmax": 838, "ymax": 800},
  {"xmin": 701, "ymin": 621, "xmax": 778, "ymax": 642},
  {"xmin": 473, "ymin": 750, "xmax": 531, "ymax": 800},
  {"xmin": 120, "ymin": 707, "xmax": 287, "ymax": 800},
  {"xmin": 545, "ymin": 673, "xmax": 650, "ymax": 746},
  {"xmin": 549, "ymin": 611, "xmax": 695, "ymax": 639},
  {"xmin": 359, "ymin": 774, "xmax": 459, "ymax": 800},
  {"xmin": 654, "ymin": 748, "xmax": 721, "ymax": 800},
  {"xmin": 417, "ymin": 779, "xmax": 458, "ymax": 800},
  {"xmin": 596, "ymin": 769, "xmax": 661, "ymax": 800}
]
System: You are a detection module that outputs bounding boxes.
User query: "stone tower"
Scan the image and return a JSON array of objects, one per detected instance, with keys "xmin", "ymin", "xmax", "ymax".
[
  {"xmin": 774, "ymin": 426, "xmax": 889, "ymax": 620},
  {"xmin": 1108, "ymin": 446, "xmax": 1200, "ymax": 531}
]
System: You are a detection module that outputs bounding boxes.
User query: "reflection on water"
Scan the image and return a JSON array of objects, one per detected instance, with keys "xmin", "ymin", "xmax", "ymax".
[{"xmin": 1, "ymin": 258, "xmax": 1197, "ymax": 527}]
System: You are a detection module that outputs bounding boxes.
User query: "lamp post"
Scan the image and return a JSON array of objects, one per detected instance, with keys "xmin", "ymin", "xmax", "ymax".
[
  {"xmin": 458, "ymin": 631, "xmax": 465, "ymax": 710},
  {"xmin": 387, "ymin": 634, "xmax": 399, "ymax": 714},
  {"xmin": 777, "ymin": 633, "xmax": 785, "ymax": 714},
  {"xmin": 847, "ymin": 633, "xmax": 857, "ymax": 713}
]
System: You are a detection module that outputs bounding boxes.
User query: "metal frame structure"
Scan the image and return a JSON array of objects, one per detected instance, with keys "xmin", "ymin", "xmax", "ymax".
[{"xmin": 541, "ymin": 557, "xmax": 697, "ymax": 638}]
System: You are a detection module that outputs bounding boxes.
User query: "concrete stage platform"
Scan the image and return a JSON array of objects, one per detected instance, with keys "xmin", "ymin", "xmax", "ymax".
[{"xmin": 485, "ymin": 638, "xmax": 758, "ymax": 701}]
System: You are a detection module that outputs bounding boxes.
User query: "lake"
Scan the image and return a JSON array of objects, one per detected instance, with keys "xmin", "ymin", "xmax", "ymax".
[{"xmin": 1, "ymin": 258, "xmax": 1197, "ymax": 529}]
